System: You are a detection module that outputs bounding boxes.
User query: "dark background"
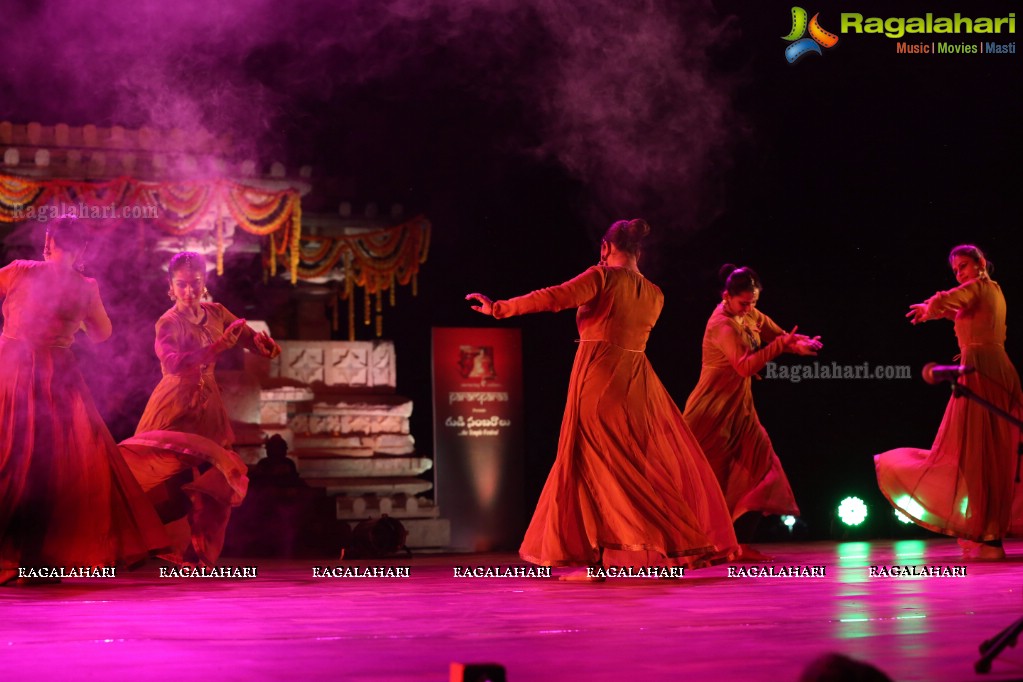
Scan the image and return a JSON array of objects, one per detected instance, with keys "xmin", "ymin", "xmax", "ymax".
[{"xmin": 1, "ymin": 0, "xmax": 1019, "ymax": 542}]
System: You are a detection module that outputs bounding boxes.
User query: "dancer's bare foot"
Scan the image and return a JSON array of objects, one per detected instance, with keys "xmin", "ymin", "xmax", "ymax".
[
  {"xmin": 179, "ymin": 561, "xmax": 208, "ymax": 570},
  {"xmin": 737, "ymin": 545, "xmax": 775, "ymax": 562},
  {"xmin": 959, "ymin": 539, "xmax": 1005, "ymax": 560},
  {"xmin": 957, "ymin": 538, "xmax": 981, "ymax": 557},
  {"xmin": 973, "ymin": 544, "xmax": 1006, "ymax": 561},
  {"xmin": 558, "ymin": 567, "xmax": 605, "ymax": 583}
]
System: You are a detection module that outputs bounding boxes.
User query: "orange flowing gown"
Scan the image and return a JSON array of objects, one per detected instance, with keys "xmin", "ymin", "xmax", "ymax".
[
  {"xmin": 683, "ymin": 304, "xmax": 800, "ymax": 520},
  {"xmin": 125, "ymin": 302, "xmax": 252, "ymax": 565},
  {"xmin": 496, "ymin": 265, "xmax": 738, "ymax": 567},
  {"xmin": 0, "ymin": 260, "xmax": 167, "ymax": 571},
  {"xmin": 136, "ymin": 302, "xmax": 244, "ymax": 447},
  {"xmin": 875, "ymin": 277, "xmax": 1023, "ymax": 541}
]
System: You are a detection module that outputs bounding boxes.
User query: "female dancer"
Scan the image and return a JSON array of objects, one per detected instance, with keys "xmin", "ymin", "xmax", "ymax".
[
  {"xmin": 683, "ymin": 265, "xmax": 822, "ymax": 561},
  {"xmin": 467, "ymin": 219, "xmax": 740, "ymax": 578},
  {"xmin": 878, "ymin": 245, "xmax": 1021, "ymax": 560},
  {"xmin": 0, "ymin": 217, "xmax": 167, "ymax": 584},
  {"xmin": 121, "ymin": 251, "xmax": 281, "ymax": 567}
]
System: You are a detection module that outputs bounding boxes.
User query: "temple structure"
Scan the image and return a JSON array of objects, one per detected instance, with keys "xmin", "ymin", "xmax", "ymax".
[{"xmin": 0, "ymin": 119, "xmax": 448, "ymax": 550}]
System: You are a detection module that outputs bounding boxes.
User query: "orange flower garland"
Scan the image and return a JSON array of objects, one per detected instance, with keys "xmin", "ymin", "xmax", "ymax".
[{"xmin": 0, "ymin": 172, "xmax": 302, "ymax": 282}]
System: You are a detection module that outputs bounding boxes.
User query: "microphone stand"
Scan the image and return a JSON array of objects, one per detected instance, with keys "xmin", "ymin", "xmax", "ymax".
[
  {"xmin": 950, "ymin": 381, "xmax": 1023, "ymax": 434},
  {"xmin": 950, "ymin": 381, "xmax": 1023, "ymax": 483},
  {"xmin": 947, "ymin": 379, "xmax": 1023, "ymax": 673}
]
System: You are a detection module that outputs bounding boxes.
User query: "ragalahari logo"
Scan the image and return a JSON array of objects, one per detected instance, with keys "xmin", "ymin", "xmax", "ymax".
[{"xmin": 783, "ymin": 7, "xmax": 839, "ymax": 63}]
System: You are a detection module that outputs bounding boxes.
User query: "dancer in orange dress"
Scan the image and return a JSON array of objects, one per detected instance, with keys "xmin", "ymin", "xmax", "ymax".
[
  {"xmin": 0, "ymin": 217, "xmax": 167, "ymax": 585},
  {"xmin": 683, "ymin": 265, "xmax": 822, "ymax": 561},
  {"xmin": 877, "ymin": 245, "xmax": 1022, "ymax": 560},
  {"xmin": 467, "ymin": 219, "xmax": 740, "ymax": 578},
  {"xmin": 121, "ymin": 251, "xmax": 280, "ymax": 567}
]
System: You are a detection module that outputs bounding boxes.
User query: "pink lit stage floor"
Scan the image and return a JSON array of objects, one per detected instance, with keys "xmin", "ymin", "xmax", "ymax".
[{"xmin": 2, "ymin": 539, "xmax": 1022, "ymax": 681}]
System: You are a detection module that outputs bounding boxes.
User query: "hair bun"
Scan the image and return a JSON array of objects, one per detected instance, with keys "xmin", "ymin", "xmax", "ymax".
[
  {"xmin": 720, "ymin": 264, "xmax": 762, "ymax": 296},
  {"xmin": 46, "ymin": 214, "xmax": 92, "ymax": 253},
  {"xmin": 718, "ymin": 263, "xmax": 738, "ymax": 282},
  {"xmin": 948, "ymin": 244, "xmax": 994, "ymax": 277},
  {"xmin": 625, "ymin": 218, "xmax": 651, "ymax": 240},
  {"xmin": 168, "ymin": 251, "xmax": 209, "ymax": 278},
  {"xmin": 602, "ymin": 218, "xmax": 650, "ymax": 256}
]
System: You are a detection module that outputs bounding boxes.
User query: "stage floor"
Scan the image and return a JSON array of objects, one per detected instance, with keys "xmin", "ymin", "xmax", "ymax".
[{"xmin": 2, "ymin": 539, "xmax": 1022, "ymax": 681}]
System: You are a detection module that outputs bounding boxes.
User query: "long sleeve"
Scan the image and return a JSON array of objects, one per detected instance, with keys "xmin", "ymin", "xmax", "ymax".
[
  {"xmin": 0, "ymin": 261, "xmax": 18, "ymax": 297},
  {"xmin": 757, "ymin": 310, "xmax": 786, "ymax": 345},
  {"xmin": 924, "ymin": 280, "xmax": 980, "ymax": 320},
  {"xmin": 153, "ymin": 312, "xmax": 224, "ymax": 374},
  {"xmin": 492, "ymin": 266, "xmax": 604, "ymax": 319},
  {"xmin": 81, "ymin": 278, "xmax": 112, "ymax": 343},
  {"xmin": 212, "ymin": 303, "xmax": 260, "ymax": 353},
  {"xmin": 154, "ymin": 316, "xmax": 209, "ymax": 374},
  {"xmin": 712, "ymin": 318, "xmax": 786, "ymax": 379}
]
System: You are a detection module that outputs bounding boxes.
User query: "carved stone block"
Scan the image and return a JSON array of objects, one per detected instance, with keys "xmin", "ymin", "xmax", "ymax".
[{"xmin": 271, "ymin": 340, "xmax": 397, "ymax": 389}]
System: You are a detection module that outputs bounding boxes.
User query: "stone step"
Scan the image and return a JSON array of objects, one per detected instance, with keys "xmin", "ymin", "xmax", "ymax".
[
  {"xmin": 305, "ymin": 477, "xmax": 433, "ymax": 496},
  {"xmin": 260, "ymin": 386, "xmax": 317, "ymax": 402},
  {"xmin": 297, "ymin": 456, "xmax": 433, "ymax": 478},
  {"xmin": 235, "ymin": 444, "xmax": 265, "ymax": 466},
  {"xmin": 289, "ymin": 398, "xmax": 413, "ymax": 437},
  {"xmin": 401, "ymin": 518, "xmax": 451, "ymax": 549},
  {"xmin": 231, "ymin": 426, "xmax": 296, "ymax": 464},
  {"xmin": 298, "ymin": 447, "xmax": 374, "ymax": 458},
  {"xmin": 311, "ymin": 392, "xmax": 413, "ymax": 413},
  {"xmin": 260, "ymin": 386, "xmax": 316, "ymax": 425},
  {"xmin": 293, "ymin": 433, "xmax": 415, "ymax": 456},
  {"xmin": 337, "ymin": 495, "xmax": 441, "ymax": 520}
]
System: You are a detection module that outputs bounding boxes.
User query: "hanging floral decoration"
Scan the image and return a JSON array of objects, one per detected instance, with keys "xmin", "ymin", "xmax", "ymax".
[
  {"xmin": 271, "ymin": 215, "xmax": 431, "ymax": 339},
  {"xmin": 0, "ymin": 172, "xmax": 302, "ymax": 283}
]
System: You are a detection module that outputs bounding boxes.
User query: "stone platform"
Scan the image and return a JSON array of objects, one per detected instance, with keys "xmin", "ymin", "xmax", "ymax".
[{"xmin": 221, "ymin": 338, "xmax": 450, "ymax": 549}]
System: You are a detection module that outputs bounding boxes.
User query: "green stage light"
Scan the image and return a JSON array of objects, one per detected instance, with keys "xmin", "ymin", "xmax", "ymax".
[
  {"xmin": 780, "ymin": 515, "xmax": 797, "ymax": 529},
  {"xmin": 894, "ymin": 495, "xmax": 927, "ymax": 525},
  {"xmin": 837, "ymin": 496, "xmax": 868, "ymax": 526}
]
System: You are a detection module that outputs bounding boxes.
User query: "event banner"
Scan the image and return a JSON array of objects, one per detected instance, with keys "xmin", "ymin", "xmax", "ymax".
[{"xmin": 432, "ymin": 327, "xmax": 524, "ymax": 551}]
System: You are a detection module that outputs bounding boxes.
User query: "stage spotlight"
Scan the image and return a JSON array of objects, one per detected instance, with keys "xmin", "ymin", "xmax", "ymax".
[
  {"xmin": 765, "ymin": 514, "xmax": 807, "ymax": 541},
  {"xmin": 894, "ymin": 510, "xmax": 913, "ymax": 524},
  {"xmin": 837, "ymin": 496, "xmax": 868, "ymax": 526}
]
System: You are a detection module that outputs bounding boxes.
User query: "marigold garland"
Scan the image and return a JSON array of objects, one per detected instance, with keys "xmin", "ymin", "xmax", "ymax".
[
  {"xmin": 0, "ymin": 172, "xmax": 302, "ymax": 282},
  {"xmin": 269, "ymin": 216, "xmax": 430, "ymax": 338}
]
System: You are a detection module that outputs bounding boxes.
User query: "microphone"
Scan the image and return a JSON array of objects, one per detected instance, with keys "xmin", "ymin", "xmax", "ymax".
[{"xmin": 922, "ymin": 362, "xmax": 975, "ymax": 384}]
